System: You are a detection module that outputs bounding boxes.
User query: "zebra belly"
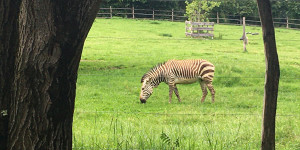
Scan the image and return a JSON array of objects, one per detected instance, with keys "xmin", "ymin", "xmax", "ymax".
[{"xmin": 174, "ymin": 78, "xmax": 199, "ymax": 84}]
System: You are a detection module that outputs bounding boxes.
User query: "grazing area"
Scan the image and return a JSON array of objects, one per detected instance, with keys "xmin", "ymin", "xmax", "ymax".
[{"xmin": 73, "ymin": 18, "xmax": 300, "ymax": 149}]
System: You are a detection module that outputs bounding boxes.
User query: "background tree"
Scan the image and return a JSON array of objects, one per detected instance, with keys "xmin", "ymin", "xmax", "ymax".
[
  {"xmin": 287, "ymin": 0, "xmax": 300, "ymax": 19},
  {"xmin": 0, "ymin": 0, "xmax": 100, "ymax": 149},
  {"xmin": 102, "ymin": 0, "xmax": 186, "ymax": 11},
  {"xmin": 100, "ymin": 0, "xmax": 300, "ymax": 23},
  {"xmin": 185, "ymin": 0, "xmax": 220, "ymax": 22},
  {"xmin": 211, "ymin": 0, "xmax": 258, "ymax": 21}
]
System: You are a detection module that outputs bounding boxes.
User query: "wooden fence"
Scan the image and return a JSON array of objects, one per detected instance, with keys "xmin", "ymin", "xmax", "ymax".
[
  {"xmin": 98, "ymin": 6, "xmax": 186, "ymax": 22},
  {"xmin": 185, "ymin": 21, "xmax": 214, "ymax": 38},
  {"xmin": 98, "ymin": 7, "xmax": 300, "ymax": 29}
]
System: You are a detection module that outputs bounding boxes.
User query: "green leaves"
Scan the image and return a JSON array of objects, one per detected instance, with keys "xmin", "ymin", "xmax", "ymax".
[{"xmin": 185, "ymin": 0, "xmax": 220, "ymax": 22}]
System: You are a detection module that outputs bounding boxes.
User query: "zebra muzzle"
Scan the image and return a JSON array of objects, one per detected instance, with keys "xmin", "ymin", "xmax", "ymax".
[{"xmin": 140, "ymin": 98, "xmax": 146, "ymax": 103}]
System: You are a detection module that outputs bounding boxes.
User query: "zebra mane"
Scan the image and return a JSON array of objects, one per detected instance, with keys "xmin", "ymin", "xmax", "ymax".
[{"xmin": 141, "ymin": 61, "xmax": 166, "ymax": 83}]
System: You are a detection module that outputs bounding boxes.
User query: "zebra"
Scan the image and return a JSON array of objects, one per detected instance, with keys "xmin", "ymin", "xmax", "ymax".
[{"xmin": 140, "ymin": 59, "xmax": 215, "ymax": 103}]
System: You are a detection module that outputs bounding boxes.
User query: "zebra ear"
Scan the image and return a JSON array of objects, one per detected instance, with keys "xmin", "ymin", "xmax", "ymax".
[
  {"xmin": 142, "ymin": 78, "xmax": 150, "ymax": 84},
  {"xmin": 146, "ymin": 79, "xmax": 150, "ymax": 84},
  {"xmin": 146, "ymin": 78, "xmax": 151, "ymax": 83},
  {"xmin": 141, "ymin": 74, "xmax": 147, "ymax": 83}
]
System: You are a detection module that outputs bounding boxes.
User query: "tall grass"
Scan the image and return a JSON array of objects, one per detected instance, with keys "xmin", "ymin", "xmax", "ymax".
[{"xmin": 73, "ymin": 18, "xmax": 300, "ymax": 149}]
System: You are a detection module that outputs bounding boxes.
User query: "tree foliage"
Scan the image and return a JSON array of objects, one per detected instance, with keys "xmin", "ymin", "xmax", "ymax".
[
  {"xmin": 185, "ymin": 0, "xmax": 221, "ymax": 22},
  {"xmin": 101, "ymin": 0, "xmax": 300, "ymax": 19},
  {"xmin": 212, "ymin": 0, "xmax": 258, "ymax": 17},
  {"xmin": 101, "ymin": 0, "xmax": 185, "ymax": 10},
  {"xmin": 271, "ymin": 0, "xmax": 300, "ymax": 18}
]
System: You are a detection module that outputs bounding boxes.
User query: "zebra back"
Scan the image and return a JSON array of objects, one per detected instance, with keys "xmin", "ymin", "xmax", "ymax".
[
  {"xmin": 166, "ymin": 59, "xmax": 215, "ymax": 82},
  {"xmin": 142, "ymin": 59, "xmax": 214, "ymax": 83}
]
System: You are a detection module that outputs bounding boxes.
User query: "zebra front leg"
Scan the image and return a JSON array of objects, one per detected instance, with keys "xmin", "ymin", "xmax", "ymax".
[
  {"xmin": 174, "ymin": 85, "xmax": 181, "ymax": 102},
  {"xmin": 200, "ymin": 81, "xmax": 208, "ymax": 103},
  {"xmin": 206, "ymin": 83, "xmax": 215, "ymax": 103},
  {"xmin": 168, "ymin": 84, "xmax": 175, "ymax": 103}
]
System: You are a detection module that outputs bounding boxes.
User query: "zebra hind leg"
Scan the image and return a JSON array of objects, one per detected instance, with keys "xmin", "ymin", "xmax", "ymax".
[
  {"xmin": 206, "ymin": 82, "xmax": 215, "ymax": 103},
  {"xmin": 200, "ymin": 81, "xmax": 208, "ymax": 103},
  {"xmin": 174, "ymin": 85, "xmax": 181, "ymax": 102}
]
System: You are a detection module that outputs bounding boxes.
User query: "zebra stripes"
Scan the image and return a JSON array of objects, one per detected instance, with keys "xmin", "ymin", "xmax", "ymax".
[{"xmin": 140, "ymin": 59, "xmax": 215, "ymax": 103}]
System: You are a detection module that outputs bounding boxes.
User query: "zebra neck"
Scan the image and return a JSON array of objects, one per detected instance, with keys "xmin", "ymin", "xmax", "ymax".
[{"xmin": 152, "ymin": 73, "xmax": 166, "ymax": 86}]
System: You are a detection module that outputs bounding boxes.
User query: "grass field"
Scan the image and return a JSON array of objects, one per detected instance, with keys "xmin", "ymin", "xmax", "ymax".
[{"xmin": 73, "ymin": 18, "xmax": 300, "ymax": 149}]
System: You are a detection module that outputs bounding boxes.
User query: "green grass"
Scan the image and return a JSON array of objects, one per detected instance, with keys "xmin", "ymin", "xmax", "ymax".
[{"xmin": 73, "ymin": 18, "xmax": 300, "ymax": 149}]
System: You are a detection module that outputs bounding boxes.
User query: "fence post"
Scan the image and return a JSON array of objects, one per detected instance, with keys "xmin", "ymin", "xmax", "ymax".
[
  {"xmin": 242, "ymin": 17, "xmax": 248, "ymax": 52},
  {"xmin": 172, "ymin": 9, "xmax": 174, "ymax": 22},
  {"xmin": 217, "ymin": 12, "xmax": 219, "ymax": 24},
  {"xmin": 152, "ymin": 9, "xmax": 155, "ymax": 20},
  {"xmin": 286, "ymin": 17, "xmax": 289, "ymax": 29},
  {"xmin": 240, "ymin": 16, "xmax": 242, "ymax": 25},
  {"xmin": 132, "ymin": 7, "xmax": 135, "ymax": 19},
  {"xmin": 110, "ymin": 6, "xmax": 112, "ymax": 18}
]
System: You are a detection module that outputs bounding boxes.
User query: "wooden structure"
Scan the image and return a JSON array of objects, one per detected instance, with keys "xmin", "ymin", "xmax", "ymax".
[{"xmin": 185, "ymin": 21, "xmax": 214, "ymax": 38}]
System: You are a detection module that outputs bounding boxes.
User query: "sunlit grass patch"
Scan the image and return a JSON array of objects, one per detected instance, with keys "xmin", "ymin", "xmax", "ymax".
[{"xmin": 73, "ymin": 18, "xmax": 300, "ymax": 149}]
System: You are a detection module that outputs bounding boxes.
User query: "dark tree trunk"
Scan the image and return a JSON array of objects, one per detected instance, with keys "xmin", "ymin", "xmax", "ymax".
[
  {"xmin": 0, "ymin": 1, "xmax": 21, "ymax": 149},
  {"xmin": 256, "ymin": 0, "xmax": 280, "ymax": 150},
  {"xmin": 0, "ymin": 0, "xmax": 101, "ymax": 149}
]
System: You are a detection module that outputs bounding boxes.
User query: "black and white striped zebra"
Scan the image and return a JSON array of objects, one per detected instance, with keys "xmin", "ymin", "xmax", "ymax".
[{"xmin": 140, "ymin": 59, "xmax": 215, "ymax": 103}]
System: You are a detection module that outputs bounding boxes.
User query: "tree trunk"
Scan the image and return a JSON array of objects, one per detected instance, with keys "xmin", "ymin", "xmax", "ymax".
[
  {"xmin": 0, "ymin": 0, "xmax": 101, "ymax": 149},
  {"xmin": 0, "ymin": 1, "xmax": 21, "ymax": 149},
  {"xmin": 256, "ymin": 0, "xmax": 280, "ymax": 150}
]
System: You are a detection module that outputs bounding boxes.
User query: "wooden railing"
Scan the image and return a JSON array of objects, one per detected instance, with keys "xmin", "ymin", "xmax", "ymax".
[
  {"xmin": 97, "ymin": 7, "xmax": 300, "ymax": 29},
  {"xmin": 98, "ymin": 6, "xmax": 186, "ymax": 22},
  {"xmin": 185, "ymin": 21, "xmax": 214, "ymax": 38}
]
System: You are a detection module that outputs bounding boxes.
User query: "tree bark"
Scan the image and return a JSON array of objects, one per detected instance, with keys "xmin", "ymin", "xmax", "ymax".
[
  {"xmin": 0, "ymin": 0, "xmax": 101, "ymax": 149},
  {"xmin": 256, "ymin": 0, "xmax": 280, "ymax": 150},
  {"xmin": 0, "ymin": 1, "xmax": 21, "ymax": 149}
]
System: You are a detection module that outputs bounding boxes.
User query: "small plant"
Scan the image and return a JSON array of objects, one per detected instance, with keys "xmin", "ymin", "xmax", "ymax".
[
  {"xmin": 159, "ymin": 33, "xmax": 173, "ymax": 37},
  {"xmin": 160, "ymin": 131, "xmax": 180, "ymax": 149},
  {"xmin": 150, "ymin": 21, "xmax": 160, "ymax": 25},
  {"xmin": 218, "ymin": 33, "xmax": 223, "ymax": 39},
  {"xmin": 214, "ymin": 33, "xmax": 223, "ymax": 40}
]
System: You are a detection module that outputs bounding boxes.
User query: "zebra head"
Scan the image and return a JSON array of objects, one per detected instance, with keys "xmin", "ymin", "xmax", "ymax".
[{"xmin": 140, "ymin": 76, "xmax": 155, "ymax": 103}]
